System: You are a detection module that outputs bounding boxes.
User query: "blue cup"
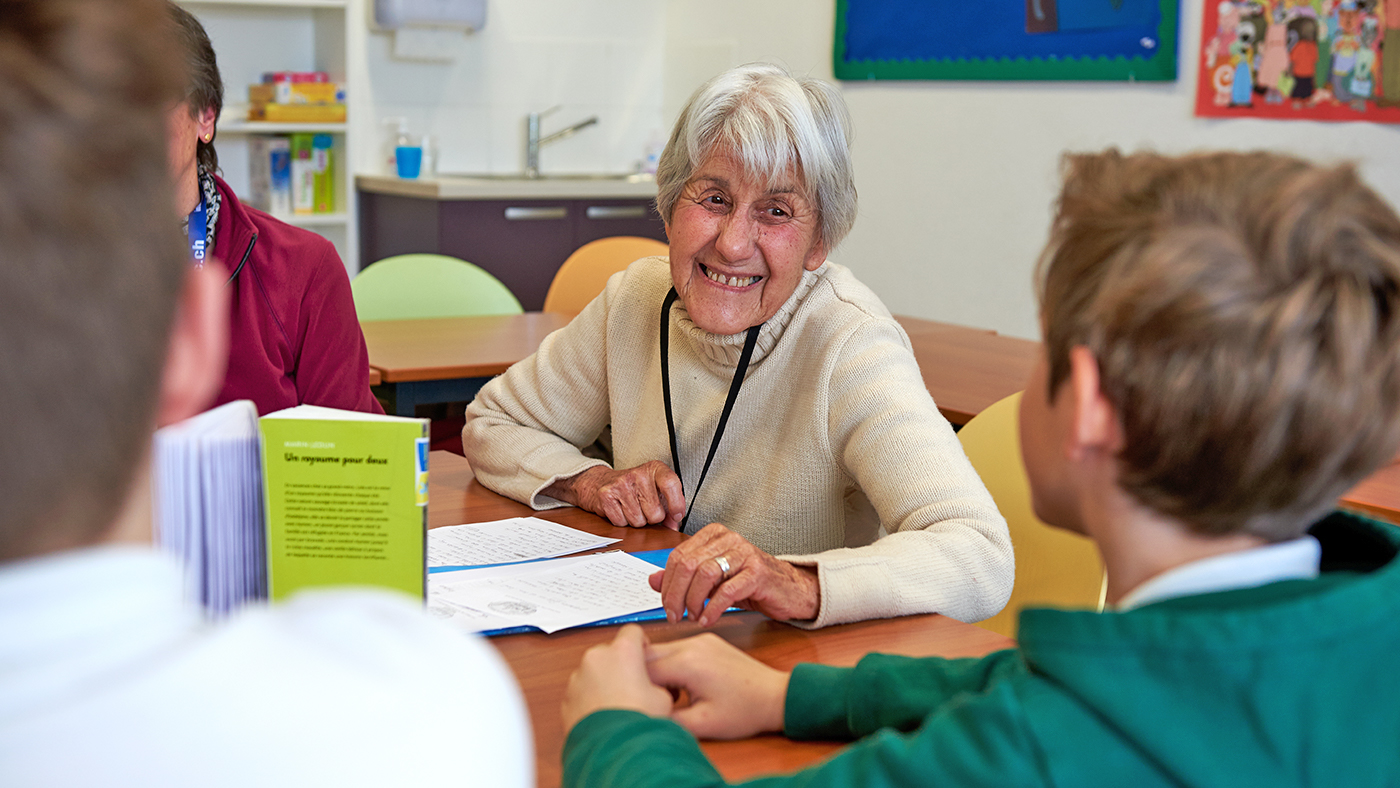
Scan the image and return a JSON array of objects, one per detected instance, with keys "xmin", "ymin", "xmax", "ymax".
[{"xmin": 396, "ymin": 146, "xmax": 423, "ymax": 179}]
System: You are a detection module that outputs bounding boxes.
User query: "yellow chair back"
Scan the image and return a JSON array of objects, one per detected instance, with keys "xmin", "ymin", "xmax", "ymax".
[
  {"xmin": 543, "ymin": 236, "xmax": 668, "ymax": 316},
  {"xmin": 958, "ymin": 391, "xmax": 1106, "ymax": 638}
]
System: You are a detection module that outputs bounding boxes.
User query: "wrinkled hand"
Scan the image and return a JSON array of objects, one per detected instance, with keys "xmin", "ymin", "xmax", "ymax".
[
  {"xmin": 648, "ymin": 524, "xmax": 820, "ymax": 627},
  {"xmin": 547, "ymin": 461, "xmax": 685, "ymax": 530},
  {"xmin": 562, "ymin": 625, "xmax": 675, "ymax": 735},
  {"xmin": 646, "ymin": 633, "xmax": 790, "ymax": 740}
]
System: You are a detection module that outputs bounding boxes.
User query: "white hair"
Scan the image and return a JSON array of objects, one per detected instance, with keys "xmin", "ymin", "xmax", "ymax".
[{"xmin": 655, "ymin": 63, "xmax": 857, "ymax": 251}]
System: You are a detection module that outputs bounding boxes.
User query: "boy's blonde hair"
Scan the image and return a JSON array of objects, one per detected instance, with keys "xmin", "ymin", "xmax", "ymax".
[{"xmin": 1038, "ymin": 150, "xmax": 1400, "ymax": 540}]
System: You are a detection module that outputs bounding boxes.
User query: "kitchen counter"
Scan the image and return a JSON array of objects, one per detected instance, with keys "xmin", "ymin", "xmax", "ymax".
[
  {"xmin": 356, "ymin": 174, "xmax": 667, "ymax": 309},
  {"xmin": 356, "ymin": 174, "xmax": 659, "ymax": 201}
]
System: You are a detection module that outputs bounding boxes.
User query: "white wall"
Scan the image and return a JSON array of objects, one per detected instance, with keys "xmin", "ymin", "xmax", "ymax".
[
  {"xmin": 362, "ymin": 0, "xmax": 1400, "ymax": 339},
  {"xmin": 359, "ymin": 0, "xmax": 666, "ymax": 177},
  {"xmin": 661, "ymin": 0, "xmax": 1400, "ymax": 339}
]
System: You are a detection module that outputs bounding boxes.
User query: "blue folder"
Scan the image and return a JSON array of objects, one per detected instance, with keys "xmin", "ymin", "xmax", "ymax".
[{"xmin": 431, "ymin": 549, "xmax": 676, "ymax": 637}]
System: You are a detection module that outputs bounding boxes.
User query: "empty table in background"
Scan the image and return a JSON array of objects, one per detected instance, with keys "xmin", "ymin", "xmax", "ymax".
[
  {"xmin": 895, "ymin": 316, "xmax": 1039, "ymax": 426},
  {"xmin": 363, "ymin": 312, "xmax": 570, "ymax": 416}
]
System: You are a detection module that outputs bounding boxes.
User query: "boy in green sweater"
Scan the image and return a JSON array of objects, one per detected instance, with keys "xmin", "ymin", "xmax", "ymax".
[{"xmin": 558, "ymin": 150, "xmax": 1400, "ymax": 788}]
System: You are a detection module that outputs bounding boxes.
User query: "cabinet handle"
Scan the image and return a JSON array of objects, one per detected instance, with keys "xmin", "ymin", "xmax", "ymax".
[
  {"xmin": 504, "ymin": 206, "xmax": 568, "ymax": 220},
  {"xmin": 585, "ymin": 205, "xmax": 648, "ymax": 220}
]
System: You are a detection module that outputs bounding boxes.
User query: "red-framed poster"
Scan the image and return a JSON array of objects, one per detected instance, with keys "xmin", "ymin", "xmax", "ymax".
[{"xmin": 1195, "ymin": 0, "xmax": 1400, "ymax": 122}]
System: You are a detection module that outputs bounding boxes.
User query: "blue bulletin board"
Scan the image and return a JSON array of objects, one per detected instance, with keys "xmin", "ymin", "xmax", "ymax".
[{"xmin": 834, "ymin": 0, "xmax": 1179, "ymax": 82}]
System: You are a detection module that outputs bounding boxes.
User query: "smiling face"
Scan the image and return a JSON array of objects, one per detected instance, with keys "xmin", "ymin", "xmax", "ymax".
[{"xmin": 665, "ymin": 149, "xmax": 827, "ymax": 336}]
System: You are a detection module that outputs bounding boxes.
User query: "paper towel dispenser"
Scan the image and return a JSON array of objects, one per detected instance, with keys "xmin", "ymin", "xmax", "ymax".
[{"xmin": 373, "ymin": 0, "xmax": 486, "ymax": 31}]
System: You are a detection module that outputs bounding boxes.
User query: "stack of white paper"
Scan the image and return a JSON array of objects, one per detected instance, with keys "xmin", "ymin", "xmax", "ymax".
[
  {"xmin": 153, "ymin": 400, "xmax": 265, "ymax": 616},
  {"xmin": 427, "ymin": 517, "xmax": 620, "ymax": 568},
  {"xmin": 428, "ymin": 552, "xmax": 664, "ymax": 634}
]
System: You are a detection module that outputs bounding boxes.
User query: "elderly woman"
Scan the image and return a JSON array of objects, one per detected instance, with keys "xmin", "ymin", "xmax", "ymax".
[
  {"xmin": 167, "ymin": 3, "xmax": 381, "ymax": 416},
  {"xmin": 463, "ymin": 64, "xmax": 1012, "ymax": 629}
]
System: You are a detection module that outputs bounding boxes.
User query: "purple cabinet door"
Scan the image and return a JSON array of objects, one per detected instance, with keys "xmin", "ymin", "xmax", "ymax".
[
  {"xmin": 359, "ymin": 192, "xmax": 442, "ymax": 262},
  {"xmin": 573, "ymin": 199, "xmax": 668, "ymax": 247},
  {"xmin": 438, "ymin": 200, "xmax": 573, "ymax": 311},
  {"xmin": 359, "ymin": 192, "xmax": 667, "ymax": 311}
]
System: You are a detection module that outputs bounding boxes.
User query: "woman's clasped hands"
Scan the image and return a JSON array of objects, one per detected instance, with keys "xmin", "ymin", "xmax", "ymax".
[{"xmin": 546, "ymin": 461, "xmax": 686, "ymax": 530}]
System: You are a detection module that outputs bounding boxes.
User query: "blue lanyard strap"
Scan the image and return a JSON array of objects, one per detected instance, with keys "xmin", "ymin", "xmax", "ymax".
[
  {"xmin": 186, "ymin": 193, "xmax": 208, "ymax": 268},
  {"xmin": 660, "ymin": 287, "xmax": 762, "ymax": 531}
]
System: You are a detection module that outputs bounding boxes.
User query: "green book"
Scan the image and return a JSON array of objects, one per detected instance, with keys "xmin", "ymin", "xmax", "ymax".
[
  {"xmin": 289, "ymin": 132, "xmax": 315, "ymax": 214},
  {"xmin": 259, "ymin": 405, "xmax": 429, "ymax": 601}
]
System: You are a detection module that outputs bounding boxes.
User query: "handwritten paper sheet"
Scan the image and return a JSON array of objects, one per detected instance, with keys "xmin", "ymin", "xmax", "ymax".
[
  {"xmin": 427, "ymin": 517, "xmax": 620, "ymax": 568},
  {"xmin": 427, "ymin": 551, "xmax": 663, "ymax": 634}
]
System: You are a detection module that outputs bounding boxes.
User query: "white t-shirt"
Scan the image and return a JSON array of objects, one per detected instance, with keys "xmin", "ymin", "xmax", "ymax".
[{"xmin": 0, "ymin": 546, "xmax": 532, "ymax": 787}]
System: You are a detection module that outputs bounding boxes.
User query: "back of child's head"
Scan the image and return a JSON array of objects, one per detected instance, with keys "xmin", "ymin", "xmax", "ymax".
[
  {"xmin": 1037, "ymin": 149, "xmax": 1400, "ymax": 541},
  {"xmin": 0, "ymin": 0, "xmax": 186, "ymax": 561}
]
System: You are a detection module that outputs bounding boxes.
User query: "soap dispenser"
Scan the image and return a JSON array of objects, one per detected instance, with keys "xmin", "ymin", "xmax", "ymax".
[{"xmin": 383, "ymin": 116, "xmax": 410, "ymax": 175}]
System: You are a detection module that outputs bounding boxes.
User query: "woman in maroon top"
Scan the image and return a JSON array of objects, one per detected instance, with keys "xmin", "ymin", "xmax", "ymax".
[{"xmin": 166, "ymin": 2, "xmax": 382, "ymax": 416}]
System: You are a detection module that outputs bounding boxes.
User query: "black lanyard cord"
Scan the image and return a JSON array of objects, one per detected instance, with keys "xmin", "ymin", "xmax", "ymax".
[{"xmin": 660, "ymin": 287, "xmax": 762, "ymax": 531}]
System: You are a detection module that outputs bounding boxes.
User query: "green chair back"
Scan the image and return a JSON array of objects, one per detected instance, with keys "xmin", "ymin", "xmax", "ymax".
[{"xmin": 353, "ymin": 254, "xmax": 523, "ymax": 321}]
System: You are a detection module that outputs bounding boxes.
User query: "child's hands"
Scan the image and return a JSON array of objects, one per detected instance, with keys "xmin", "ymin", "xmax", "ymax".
[
  {"xmin": 562, "ymin": 625, "xmax": 675, "ymax": 734},
  {"xmin": 646, "ymin": 632, "xmax": 790, "ymax": 740}
]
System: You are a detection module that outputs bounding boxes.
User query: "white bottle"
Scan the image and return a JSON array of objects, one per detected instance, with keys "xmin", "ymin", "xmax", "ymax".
[
  {"xmin": 420, "ymin": 133, "xmax": 436, "ymax": 178},
  {"xmin": 383, "ymin": 117, "xmax": 410, "ymax": 175},
  {"xmin": 642, "ymin": 131, "xmax": 663, "ymax": 176}
]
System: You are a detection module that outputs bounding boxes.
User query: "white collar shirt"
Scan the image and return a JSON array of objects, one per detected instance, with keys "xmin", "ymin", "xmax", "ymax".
[{"xmin": 1117, "ymin": 536, "xmax": 1322, "ymax": 611}]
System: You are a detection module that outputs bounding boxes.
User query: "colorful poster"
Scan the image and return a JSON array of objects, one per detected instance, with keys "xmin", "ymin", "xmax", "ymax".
[{"xmin": 1196, "ymin": 0, "xmax": 1400, "ymax": 121}]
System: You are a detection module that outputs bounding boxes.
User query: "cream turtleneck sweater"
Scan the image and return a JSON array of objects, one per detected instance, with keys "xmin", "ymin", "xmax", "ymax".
[{"xmin": 463, "ymin": 257, "xmax": 1013, "ymax": 627}]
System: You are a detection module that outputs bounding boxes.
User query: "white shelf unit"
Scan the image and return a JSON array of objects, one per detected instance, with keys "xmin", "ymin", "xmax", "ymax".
[
  {"xmin": 219, "ymin": 121, "xmax": 348, "ymax": 134},
  {"xmin": 182, "ymin": 0, "xmax": 365, "ymax": 276},
  {"xmin": 190, "ymin": 0, "xmax": 348, "ymax": 7},
  {"xmin": 280, "ymin": 211, "xmax": 352, "ymax": 227}
]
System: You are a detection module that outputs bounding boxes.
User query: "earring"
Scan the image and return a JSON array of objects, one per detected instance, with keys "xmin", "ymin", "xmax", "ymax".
[{"xmin": 201, "ymin": 133, "xmax": 212, "ymax": 142}]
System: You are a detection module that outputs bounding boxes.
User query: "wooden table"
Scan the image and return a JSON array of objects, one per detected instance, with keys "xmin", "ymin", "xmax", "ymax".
[
  {"xmin": 427, "ymin": 451, "xmax": 1015, "ymax": 788},
  {"xmin": 1341, "ymin": 461, "xmax": 1400, "ymax": 525},
  {"xmin": 363, "ymin": 312, "xmax": 570, "ymax": 416},
  {"xmin": 366, "ymin": 311, "xmax": 1036, "ymax": 425},
  {"xmin": 894, "ymin": 316, "xmax": 1039, "ymax": 425}
]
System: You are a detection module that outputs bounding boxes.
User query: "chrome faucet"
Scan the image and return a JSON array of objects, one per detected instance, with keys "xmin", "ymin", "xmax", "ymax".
[{"xmin": 525, "ymin": 107, "xmax": 599, "ymax": 178}]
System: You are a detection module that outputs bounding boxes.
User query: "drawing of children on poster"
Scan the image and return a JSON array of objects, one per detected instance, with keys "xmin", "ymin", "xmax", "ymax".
[
  {"xmin": 1330, "ymin": 2, "xmax": 1363, "ymax": 103},
  {"xmin": 1258, "ymin": 10, "xmax": 1291, "ymax": 102},
  {"xmin": 1289, "ymin": 14, "xmax": 1321, "ymax": 101},
  {"xmin": 1351, "ymin": 19, "xmax": 1379, "ymax": 104},
  {"xmin": 1198, "ymin": 0, "xmax": 1400, "ymax": 120},
  {"xmin": 1230, "ymin": 15, "xmax": 1259, "ymax": 105}
]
